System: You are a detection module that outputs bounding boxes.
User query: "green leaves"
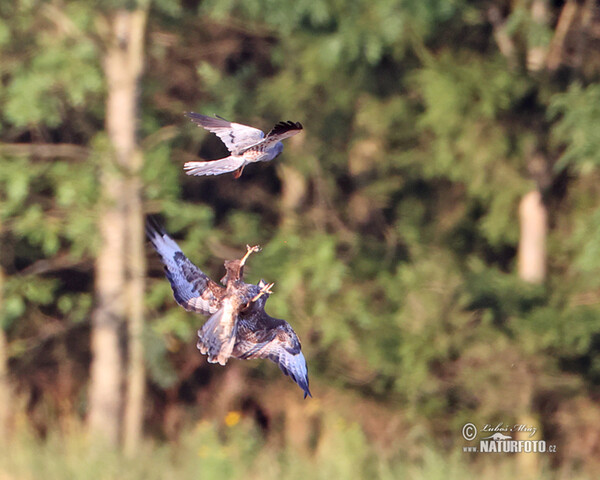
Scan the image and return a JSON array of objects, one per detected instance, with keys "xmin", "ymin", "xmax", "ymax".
[
  {"xmin": 550, "ymin": 83, "xmax": 600, "ymax": 172},
  {"xmin": 3, "ymin": 275, "xmax": 58, "ymax": 329},
  {"xmin": 4, "ymin": 37, "xmax": 101, "ymax": 128},
  {"xmin": 1, "ymin": 3, "xmax": 600, "ymax": 471}
]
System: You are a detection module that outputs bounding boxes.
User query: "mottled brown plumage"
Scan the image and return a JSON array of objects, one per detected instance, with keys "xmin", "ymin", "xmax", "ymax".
[{"xmin": 146, "ymin": 219, "xmax": 311, "ymax": 397}]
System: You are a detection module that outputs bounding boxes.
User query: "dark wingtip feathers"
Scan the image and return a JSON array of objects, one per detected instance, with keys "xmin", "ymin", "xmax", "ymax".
[
  {"xmin": 184, "ymin": 111, "xmax": 209, "ymax": 124},
  {"xmin": 184, "ymin": 112, "xmax": 230, "ymax": 123},
  {"xmin": 145, "ymin": 216, "xmax": 166, "ymax": 245},
  {"xmin": 184, "ymin": 112, "xmax": 208, "ymax": 125},
  {"xmin": 269, "ymin": 121, "xmax": 303, "ymax": 137},
  {"xmin": 279, "ymin": 362, "xmax": 311, "ymax": 399},
  {"xmin": 303, "ymin": 384, "xmax": 312, "ymax": 399},
  {"xmin": 277, "ymin": 120, "xmax": 302, "ymax": 130}
]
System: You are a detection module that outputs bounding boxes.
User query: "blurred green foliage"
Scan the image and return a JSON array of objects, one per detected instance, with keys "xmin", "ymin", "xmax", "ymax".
[{"xmin": 1, "ymin": 0, "xmax": 600, "ymax": 476}]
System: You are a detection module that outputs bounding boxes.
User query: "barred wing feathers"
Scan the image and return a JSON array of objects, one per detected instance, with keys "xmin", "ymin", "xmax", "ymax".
[
  {"xmin": 146, "ymin": 220, "xmax": 224, "ymax": 315},
  {"xmin": 235, "ymin": 313, "xmax": 311, "ymax": 399},
  {"xmin": 185, "ymin": 112, "xmax": 264, "ymax": 154}
]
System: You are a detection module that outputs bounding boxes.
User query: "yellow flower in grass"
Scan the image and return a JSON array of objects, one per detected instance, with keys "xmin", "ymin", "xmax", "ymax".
[{"xmin": 224, "ymin": 410, "xmax": 241, "ymax": 427}]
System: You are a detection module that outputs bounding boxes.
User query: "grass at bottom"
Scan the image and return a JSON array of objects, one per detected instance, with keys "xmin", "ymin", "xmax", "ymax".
[{"xmin": 0, "ymin": 417, "xmax": 591, "ymax": 480}]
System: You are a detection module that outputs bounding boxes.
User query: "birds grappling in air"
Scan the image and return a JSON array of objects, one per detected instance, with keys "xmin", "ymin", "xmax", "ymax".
[
  {"xmin": 146, "ymin": 219, "xmax": 311, "ymax": 398},
  {"xmin": 183, "ymin": 112, "xmax": 303, "ymax": 178}
]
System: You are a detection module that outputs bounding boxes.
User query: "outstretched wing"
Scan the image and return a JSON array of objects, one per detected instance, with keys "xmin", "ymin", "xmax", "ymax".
[
  {"xmin": 185, "ymin": 112, "xmax": 264, "ymax": 154},
  {"xmin": 146, "ymin": 219, "xmax": 224, "ymax": 315},
  {"xmin": 235, "ymin": 312, "xmax": 311, "ymax": 398},
  {"xmin": 249, "ymin": 121, "xmax": 302, "ymax": 151},
  {"xmin": 183, "ymin": 157, "xmax": 245, "ymax": 177},
  {"xmin": 273, "ymin": 347, "xmax": 311, "ymax": 399}
]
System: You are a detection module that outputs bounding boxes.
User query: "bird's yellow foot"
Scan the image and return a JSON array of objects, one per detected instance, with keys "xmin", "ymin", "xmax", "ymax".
[
  {"xmin": 240, "ymin": 244, "xmax": 261, "ymax": 266},
  {"xmin": 251, "ymin": 282, "xmax": 274, "ymax": 302}
]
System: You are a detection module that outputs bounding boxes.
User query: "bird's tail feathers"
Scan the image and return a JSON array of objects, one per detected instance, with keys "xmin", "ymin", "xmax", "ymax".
[
  {"xmin": 197, "ymin": 306, "xmax": 237, "ymax": 366},
  {"xmin": 183, "ymin": 156, "xmax": 245, "ymax": 177}
]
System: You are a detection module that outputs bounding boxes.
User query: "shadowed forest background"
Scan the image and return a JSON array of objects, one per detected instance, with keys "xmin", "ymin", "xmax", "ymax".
[{"xmin": 1, "ymin": 0, "xmax": 600, "ymax": 478}]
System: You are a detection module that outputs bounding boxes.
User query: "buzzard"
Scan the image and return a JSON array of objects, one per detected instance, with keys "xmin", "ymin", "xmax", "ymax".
[
  {"xmin": 183, "ymin": 113, "xmax": 303, "ymax": 178},
  {"xmin": 146, "ymin": 219, "xmax": 311, "ymax": 398}
]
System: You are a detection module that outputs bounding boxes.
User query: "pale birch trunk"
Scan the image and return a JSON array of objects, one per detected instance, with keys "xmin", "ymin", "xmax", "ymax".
[
  {"xmin": 510, "ymin": 0, "xmax": 556, "ymax": 470},
  {"xmin": 516, "ymin": 188, "xmax": 548, "ymax": 474},
  {"xmin": 527, "ymin": 0, "xmax": 550, "ymax": 72},
  {"xmin": 87, "ymin": 149, "xmax": 127, "ymax": 444},
  {"xmin": 118, "ymin": 8, "xmax": 148, "ymax": 455},
  {"xmin": 88, "ymin": 7, "xmax": 147, "ymax": 448},
  {"xmin": 518, "ymin": 190, "xmax": 547, "ymax": 284},
  {"xmin": 124, "ymin": 162, "xmax": 147, "ymax": 455}
]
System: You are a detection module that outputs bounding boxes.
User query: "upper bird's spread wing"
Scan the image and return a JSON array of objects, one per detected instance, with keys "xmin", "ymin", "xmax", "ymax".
[
  {"xmin": 235, "ymin": 312, "xmax": 311, "ymax": 398},
  {"xmin": 183, "ymin": 156, "xmax": 245, "ymax": 177},
  {"xmin": 146, "ymin": 219, "xmax": 224, "ymax": 315},
  {"xmin": 185, "ymin": 112, "xmax": 264, "ymax": 154}
]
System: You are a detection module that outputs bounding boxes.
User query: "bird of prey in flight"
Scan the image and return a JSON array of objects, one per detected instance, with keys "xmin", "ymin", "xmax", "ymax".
[
  {"xmin": 183, "ymin": 112, "xmax": 303, "ymax": 178},
  {"xmin": 146, "ymin": 219, "xmax": 311, "ymax": 398}
]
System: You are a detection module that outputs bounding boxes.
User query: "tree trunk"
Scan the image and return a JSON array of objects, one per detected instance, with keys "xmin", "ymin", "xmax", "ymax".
[
  {"xmin": 124, "ymin": 165, "xmax": 147, "ymax": 455},
  {"xmin": 516, "ymin": 188, "xmax": 548, "ymax": 475},
  {"xmin": 0, "ymin": 249, "xmax": 11, "ymax": 443},
  {"xmin": 278, "ymin": 164, "xmax": 307, "ymax": 231},
  {"xmin": 527, "ymin": 0, "xmax": 550, "ymax": 72},
  {"xmin": 546, "ymin": 0, "xmax": 578, "ymax": 71},
  {"xmin": 518, "ymin": 190, "xmax": 547, "ymax": 284},
  {"xmin": 88, "ymin": 172, "xmax": 127, "ymax": 445},
  {"xmin": 88, "ymin": 7, "xmax": 147, "ymax": 448},
  {"xmin": 516, "ymin": 2, "xmax": 554, "ymax": 467}
]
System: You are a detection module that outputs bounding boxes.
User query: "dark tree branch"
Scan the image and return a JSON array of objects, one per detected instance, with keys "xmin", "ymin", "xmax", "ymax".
[{"xmin": 0, "ymin": 143, "xmax": 89, "ymax": 159}]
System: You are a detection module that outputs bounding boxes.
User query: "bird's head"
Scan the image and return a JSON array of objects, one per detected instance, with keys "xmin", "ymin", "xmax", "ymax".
[
  {"xmin": 272, "ymin": 142, "xmax": 284, "ymax": 158},
  {"xmin": 221, "ymin": 259, "xmax": 243, "ymax": 286}
]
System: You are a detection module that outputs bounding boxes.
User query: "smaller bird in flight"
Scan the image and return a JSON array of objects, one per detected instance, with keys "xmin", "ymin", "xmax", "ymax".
[
  {"xmin": 146, "ymin": 219, "xmax": 311, "ymax": 398},
  {"xmin": 184, "ymin": 112, "xmax": 303, "ymax": 178}
]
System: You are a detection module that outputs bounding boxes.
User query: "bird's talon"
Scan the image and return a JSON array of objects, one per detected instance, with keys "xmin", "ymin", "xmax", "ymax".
[
  {"xmin": 240, "ymin": 244, "xmax": 261, "ymax": 266},
  {"xmin": 251, "ymin": 282, "xmax": 274, "ymax": 302}
]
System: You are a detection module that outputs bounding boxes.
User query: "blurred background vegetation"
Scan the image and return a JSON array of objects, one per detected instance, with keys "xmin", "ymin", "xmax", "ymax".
[{"xmin": 1, "ymin": 0, "xmax": 600, "ymax": 478}]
